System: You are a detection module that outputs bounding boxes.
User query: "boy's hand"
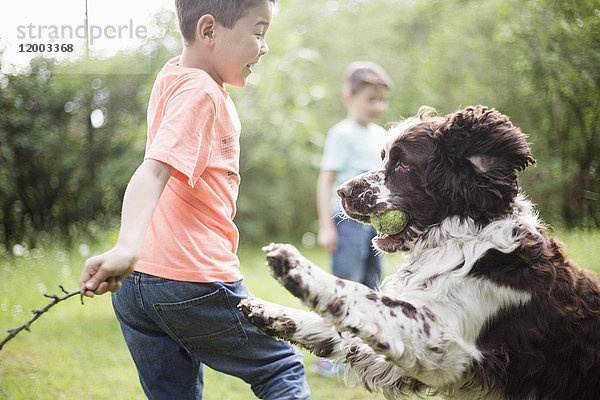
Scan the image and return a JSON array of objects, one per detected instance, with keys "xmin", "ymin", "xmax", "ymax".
[
  {"xmin": 80, "ymin": 245, "xmax": 138, "ymax": 297},
  {"xmin": 317, "ymin": 224, "xmax": 338, "ymax": 254}
]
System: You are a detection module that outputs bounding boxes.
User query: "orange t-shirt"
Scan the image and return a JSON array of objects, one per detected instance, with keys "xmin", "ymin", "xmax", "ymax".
[{"xmin": 134, "ymin": 56, "xmax": 243, "ymax": 283}]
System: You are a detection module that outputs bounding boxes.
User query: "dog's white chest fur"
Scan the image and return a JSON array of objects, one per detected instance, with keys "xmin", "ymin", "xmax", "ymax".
[
  {"xmin": 383, "ymin": 211, "xmax": 535, "ymax": 346},
  {"xmin": 366, "ymin": 213, "xmax": 532, "ymax": 387}
]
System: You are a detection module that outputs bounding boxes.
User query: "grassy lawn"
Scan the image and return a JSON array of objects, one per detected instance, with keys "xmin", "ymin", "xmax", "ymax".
[{"xmin": 0, "ymin": 230, "xmax": 598, "ymax": 399}]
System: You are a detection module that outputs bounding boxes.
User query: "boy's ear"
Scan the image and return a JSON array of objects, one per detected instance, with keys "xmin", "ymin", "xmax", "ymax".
[
  {"xmin": 342, "ymin": 91, "xmax": 353, "ymax": 107},
  {"xmin": 196, "ymin": 14, "xmax": 217, "ymax": 45}
]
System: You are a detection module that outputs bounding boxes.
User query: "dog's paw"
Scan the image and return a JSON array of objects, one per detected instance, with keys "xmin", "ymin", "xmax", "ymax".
[
  {"xmin": 262, "ymin": 243, "xmax": 312, "ymax": 300},
  {"xmin": 262, "ymin": 243, "xmax": 302, "ymax": 279},
  {"xmin": 238, "ymin": 297, "xmax": 297, "ymax": 340},
  {"xmin": 238, "ymin": 298, "xmax": 260, "ymax": 319}
]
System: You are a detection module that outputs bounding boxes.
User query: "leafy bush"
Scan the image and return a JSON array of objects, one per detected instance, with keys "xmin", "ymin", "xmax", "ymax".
[{"xmin": 0, "ymin": 0, "xmax": 598, "ymax": 248}]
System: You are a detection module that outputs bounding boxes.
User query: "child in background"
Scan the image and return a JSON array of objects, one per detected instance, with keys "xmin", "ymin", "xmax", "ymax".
[
  {"xmin": 315, "ymin": 61, "xmax": 393, "ymax": 375},
  {"xmin": 79, "ymin": 1, "xmax": 310, "ymax": 399}
]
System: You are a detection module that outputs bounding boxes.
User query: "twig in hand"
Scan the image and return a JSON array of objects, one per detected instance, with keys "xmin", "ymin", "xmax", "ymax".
[{"xmin": 0, "ymin": 286, "xmax": 85, "ymax": 351}]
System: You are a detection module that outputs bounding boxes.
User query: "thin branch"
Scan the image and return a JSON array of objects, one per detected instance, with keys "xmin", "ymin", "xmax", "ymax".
[{"xmin": 0, "ymin": 286, "xmax": 85, "ymax": 351}]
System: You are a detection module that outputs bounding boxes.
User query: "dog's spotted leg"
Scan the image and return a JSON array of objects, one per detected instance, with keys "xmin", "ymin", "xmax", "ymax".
[
  {"xmin": 238, "ymin": 297, "xmax": 301, "ymax": 341},
  {"xmin": 239, "ymin": 297, "xmax": 414, "ymax": 396},
  {"xmin": 261, "ymin": 243, "xmax": 476, "ymax": 387},
  {"xmin": 239, "ymin": 297, "xmax": 343, "ymax": 358},
  {"xmin": 262, "ymin": 242, "xmax": 376, "ymax": 317},
  {"xmin": 262, "ymin": 243, "xmax": 391, "ymax": 346},
  {"xmin": 262, "ymin": 243, "xmax": 320, "ymax": 301}
]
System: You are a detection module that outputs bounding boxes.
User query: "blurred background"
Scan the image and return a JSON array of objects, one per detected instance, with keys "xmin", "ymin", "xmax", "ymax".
[{"xmin": 0, "ymin": 0, "xmax": 598, "ymax": 251}]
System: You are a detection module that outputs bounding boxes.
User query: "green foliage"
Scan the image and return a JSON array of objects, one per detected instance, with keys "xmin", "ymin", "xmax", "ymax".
[
  {"xmin": 0, "ymin": 55, "xmax": 150, "ymax": 247},
  {"xmin": 499, "ymin": 0, "xmax": 600, "ymax": 228},
  {"xmin": 0, "ymin": 0, "xmax": 599, "ymax": 247},
  {"xmin": 0, "ymin": 57, "xmax": 86, "ymax": 246}
]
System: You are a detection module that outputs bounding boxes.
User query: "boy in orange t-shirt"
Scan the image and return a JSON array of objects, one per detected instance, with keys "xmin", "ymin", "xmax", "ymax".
[{"xmin": 79, "ymin": 1, "xmax": 310, "ymax": 399}]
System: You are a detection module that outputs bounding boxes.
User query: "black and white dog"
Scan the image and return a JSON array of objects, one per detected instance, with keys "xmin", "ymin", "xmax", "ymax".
[{"xmin": 239, "ymin": 106, "xmax": 600, "ymax": 400}]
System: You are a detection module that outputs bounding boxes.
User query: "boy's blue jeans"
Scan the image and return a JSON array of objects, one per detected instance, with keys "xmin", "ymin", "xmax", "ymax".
[
  {"xmin": 112, "ymin": 271, "xmax": 310, "ymax": 400},
  {"xmin": 332, "ymin": 215, "xmax": 382, "ymax": 289}
]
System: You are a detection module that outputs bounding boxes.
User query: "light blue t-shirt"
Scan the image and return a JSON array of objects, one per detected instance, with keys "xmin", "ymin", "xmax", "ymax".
[{"xmin": 320, "ymin": 119, "xmax": 387, "ymax": 214}]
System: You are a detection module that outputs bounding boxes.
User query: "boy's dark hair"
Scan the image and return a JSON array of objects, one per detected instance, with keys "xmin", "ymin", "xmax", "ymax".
[
  {"xmin": 176, "ymin": 0, "xmax": 277, "ymax": 45},
  {"xmin": 345, "ymin": 61, "xmax": 393, "ymax": 95}
]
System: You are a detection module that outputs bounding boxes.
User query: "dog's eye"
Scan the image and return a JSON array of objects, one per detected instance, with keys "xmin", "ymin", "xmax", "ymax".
[{"xmin": 394, "ymin": 162, "xmax": 411, "ymax": 173}]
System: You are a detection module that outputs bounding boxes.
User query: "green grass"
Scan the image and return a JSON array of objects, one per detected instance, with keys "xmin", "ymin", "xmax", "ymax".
[{"xmin": 0, "ymin": 230, "xmax": 598, "ymax": 399}]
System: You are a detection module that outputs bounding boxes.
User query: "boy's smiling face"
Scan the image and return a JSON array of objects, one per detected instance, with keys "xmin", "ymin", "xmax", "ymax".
[{"xmin": 211, "ymin": 1, "xmax": 273, "ymax": 87}]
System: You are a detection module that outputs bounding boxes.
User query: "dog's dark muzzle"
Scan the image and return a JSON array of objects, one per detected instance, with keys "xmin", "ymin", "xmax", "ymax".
[{"xmin": 336, "ymin": 178, "xmax": 381, "ymax": 223}]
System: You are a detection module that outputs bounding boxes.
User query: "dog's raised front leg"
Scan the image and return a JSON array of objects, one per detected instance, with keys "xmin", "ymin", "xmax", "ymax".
[
  {"xmin": 238, "ymin": 297, "xmax": 339, "ymax": 357},
  {"xmin": 239, "ymin": 297, "xmax": 418, "ymax": 397},
  {"xmin": 262, "ymin": 243, "xmax": 474, "ymax": 387}
]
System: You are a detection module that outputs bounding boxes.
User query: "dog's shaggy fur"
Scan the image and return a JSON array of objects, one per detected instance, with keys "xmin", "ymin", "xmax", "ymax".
[{"xmin": 239, "ymin": 106, "xmax": 600, "ymax": 399}]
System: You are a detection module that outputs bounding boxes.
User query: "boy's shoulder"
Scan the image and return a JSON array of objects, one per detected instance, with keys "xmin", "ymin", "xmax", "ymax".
[
  {"xmin": 368, "ymin": 122, "xmax": 387, "ymax": 135},
  {"xmin": 329, "ymin": 119, "xmax": 385, "ymax": 136},
  {"xmin": 328, "ymin": 119, "xmax": 355, "ymax": 135},
  {"xmin": 156, "ymin": 56, "xmax": 227, "ymax": 100}
]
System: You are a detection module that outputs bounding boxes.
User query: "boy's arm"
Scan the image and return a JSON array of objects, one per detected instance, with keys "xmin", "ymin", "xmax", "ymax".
[
  {"xmin": 316, "ymin": 169, "xmax": 338, "ymax": 253},
  {"xmin": 80, "ymin": 159, "xmax": 173, "ymax": 297}
]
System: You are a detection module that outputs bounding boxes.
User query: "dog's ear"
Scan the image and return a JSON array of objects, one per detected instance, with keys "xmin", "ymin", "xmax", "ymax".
[
  {"xmin": 429, "ymin": 106, "xmax": 536, "ymax": 221},
  {"xmin": 435, "ymin": 106, "xmax": 536, "ymax": 175}
]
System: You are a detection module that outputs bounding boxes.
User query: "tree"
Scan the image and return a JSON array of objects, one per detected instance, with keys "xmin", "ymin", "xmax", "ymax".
[
  {"xmin": 0, "ymin": 57, "xmax": 79, "ymax": 246},
  {"xmin": 0, "ymin": 54, "xmax": 149, "ymax": 247},
  {"xmin": 1, "ymin": 0, "xmax": 598, "ymax": 250},
  {"xmin": 500, "ymin": 0, "xmax": 600, "ymax": 227}
]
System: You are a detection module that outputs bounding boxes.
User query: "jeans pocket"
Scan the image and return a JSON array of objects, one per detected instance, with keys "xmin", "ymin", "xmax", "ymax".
[{"xmin": 153, "ymin": 287, "xmax": 248, "ymax": 354}]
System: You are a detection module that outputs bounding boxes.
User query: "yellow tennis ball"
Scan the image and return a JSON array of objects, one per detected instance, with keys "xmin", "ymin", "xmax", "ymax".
[{"xmin": 370, "ymin": 210, "xmax": 409, "ymax": 235}]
